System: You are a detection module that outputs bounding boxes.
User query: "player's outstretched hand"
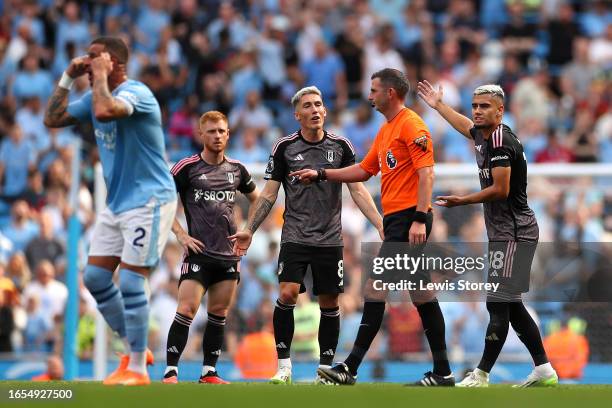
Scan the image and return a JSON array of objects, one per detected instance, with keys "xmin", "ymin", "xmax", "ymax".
[
  {"xmin": 417, "ymin": 80, "xmax": 443, "ymax": 109},
  {"xmin": 177, "ymin": 230, "xmax": 205, "ymax": 254},
  {"xmin": 66, "ymin": 55, "xmax": 90, "ymax": 78},
  {"xmin": 228, "ymin": 230, "xmax": 252, "ymax": 257},
  {"xmin": 434, "ymin": 195, "xmax": 464, "ymax": 208},
  {"xmin": 288, "ymin": 169, "xmax": 318, "ymax": 184},
  {"xmin": 91, "ymin": 52, "xmax": 114, "ymax": 77}
]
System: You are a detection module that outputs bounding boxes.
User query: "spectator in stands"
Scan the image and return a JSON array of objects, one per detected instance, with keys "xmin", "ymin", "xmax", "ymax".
[
  {"xmin": 24, "ymin": 210, "xmax": 64, "ymax": 270},
  {"xmin": 561, "ymin": 37, "xmax": 599, "ymax": 100},
  {"xmin": 535, "ymin": 130, "xmax": 574, "ymax": 163},
  {"xmin": 544, "ymin": 318, "xmax": 589, "ymax": 379},
  {"xmin": 23, "ymin": 294, "xmax": 52, "ymax": 351},
  {"xmin": 227, "ymin": 127, "xmax": 269, "ymax": 164},
  {"xmin": 6, "ymin": 252, "xmax": 30, "ymax": 292},
  {"xmin": 32, "ymin": 355, "xmax": 64, "ymax": 381},
  {"xmin": 0, "ymin": 123, "xmax": 36, "ymax": 198},
  {"xmin": 342, "ymin": 100, "xmax": 384, "ymax": 159},
  {"xmin": 12, "ymin": 1, "xmax": 45, "ymax": 46},
  {"xmin": 54, "ymin": 1, "xmax": 91, "ymax": 57},
  {"xmin": 22, "ymin": 260, "xmax": 67, "ymax": 325},
  {"xmin": 569, "ymin": 110, "xmax": 599, "ymax": 163},
  {"xmin": 1, "ymin": 201, "xmax": 38, "ymax": 254},
  {"xmin": 335, "ymin": 14, "xmax": 366, "ymax": 101},
  {"xmin": 11, "ymin": 54, "xmax": 53, "ymax": 103},
  {"xmin": 15, "ymin": 96, "xmax": 47, "ymax": 149},
  {"xmin": 257, "ymin": 14, "xmax": 289, "ymax": 102},
  {"xmin": 445, "ymin": 0, "xmax": 486, "ymax": 60},
  {"xmin": 229, "ymin": 89, "xmax": 273, "ymax": 140},
  {"xmin": 588, "ymin": 23, "xmax": 612, "ymax": 65},
  {"xmin": 207, "ymin": 1, "xmax": 254, "ymax": 49},
  {"xmin": 362, "ymin": 24, "xmax": 404, "ymax": 97},
  {"xmin": 230, "ymin": 49, "xmax": 263, "ymax": 108},
  {"xmin": 134, "ymin": 0, "xmax": 170, "ymax": 55},
  {"xmin": 500, "ymin": 1, "xmax": 537, "ymax": 67},
  {"xmin": 292, "ymin": 294, "xmax": 320, "ymax": 360},
  {"xmin": 386, "ymin": 301, "xmax": 423, "ymax": 358},
  {"xmin": 546, "ymin": 3, "xmax": 583, "ymax": 69},
  {"xmin": 300, "ymin": 39, "xmax": 347, "ymax": 109},
  {"xmin": 21, "ymin": 169, "xmax": 46, "ymax": 212}
]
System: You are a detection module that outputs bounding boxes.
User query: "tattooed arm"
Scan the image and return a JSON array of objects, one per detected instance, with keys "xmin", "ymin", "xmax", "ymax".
[
  {"xmin": 44, "ymin": 87, "xmax": 79, "ymax": 128},
  {"xmin": 228, "ymin": 180, "xmax": 281, "ymax": 256},
  {"xmin": 90, "ymin": 52, "xmax": 131, "ymax": 122},
  {"xmin": 44, "ymin": 56, "xmax": 90, "ymax": 128}
]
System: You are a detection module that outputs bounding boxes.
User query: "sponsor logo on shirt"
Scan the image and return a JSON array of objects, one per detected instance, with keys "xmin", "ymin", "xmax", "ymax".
[
  {"xmin": 491, "ymin": 155, "xmax": 509, "ymax": 162},
  {"xmin": 194, "ymin": 189, "xmax": 235, "ymax": 202},
  {"xmin": 94, "ymin": 127, "xmax": 116, "ymax": 151},
  {"xmin": 294, "ymin": 154, "xmax": 304, "ymax": 161}
]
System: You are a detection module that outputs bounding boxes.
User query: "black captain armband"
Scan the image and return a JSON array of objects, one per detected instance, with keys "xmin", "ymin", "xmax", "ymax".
[
  {"xmin": 316, "ymin": 168, "xmax": 327, "ymax": 182},
  {"xmin": 413, "ymin": 211, "xmax": 427, "ymax": 224}
]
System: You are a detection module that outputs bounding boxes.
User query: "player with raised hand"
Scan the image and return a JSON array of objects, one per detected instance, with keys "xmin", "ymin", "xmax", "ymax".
[
  {"xmin": 162, "ymin": 111, "xmax": 258, "ymax": 384},
  {"xmin": 230, "ymin": 86, "xmax": 383, "ymax": 385},
  {"xmin": 44, "ymin": 37, "xmax": 177, "ymax": 385},
  {"xmin": 417, "ymin": 80, "xmax": 558, "ymax": 387},
  {"xmin": 291, "ymin": 69, "xmax": 453, "ymax": 387}
]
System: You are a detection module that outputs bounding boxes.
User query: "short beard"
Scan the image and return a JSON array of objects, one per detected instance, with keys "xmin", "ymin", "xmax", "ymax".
[{"xmin": 474, "ymin": 123, "xmax": 490, "ymax": 129}]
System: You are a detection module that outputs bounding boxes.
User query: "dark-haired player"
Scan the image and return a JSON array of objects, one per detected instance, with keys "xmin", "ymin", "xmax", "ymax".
[
  {"xmin": 417, "ymin": 81, "xmax": 558, "ymax": 387},
  {"xmin": 45, "ymin": 37, "xmax": 177, "ymax": 385}
]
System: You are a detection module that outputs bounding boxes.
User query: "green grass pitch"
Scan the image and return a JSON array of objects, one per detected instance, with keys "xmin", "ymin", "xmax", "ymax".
[{"xmin": 1, "ymin": 382, "xmax": 611, "ymax": 408}]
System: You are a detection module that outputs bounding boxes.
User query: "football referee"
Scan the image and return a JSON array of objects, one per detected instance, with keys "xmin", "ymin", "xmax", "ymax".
[{"xmin": 292, "ymin": 68, "xmax": 454, "ymax": 386}]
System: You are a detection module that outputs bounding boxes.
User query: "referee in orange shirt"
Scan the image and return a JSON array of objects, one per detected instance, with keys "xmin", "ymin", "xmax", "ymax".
[{"xmin": 291, "ymin": 68, "xmax": 453, "ymax": 386}]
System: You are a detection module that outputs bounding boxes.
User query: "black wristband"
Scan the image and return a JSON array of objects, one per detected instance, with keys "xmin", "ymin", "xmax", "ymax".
[
  {"xmin": 316, "ymin": 168, "xmax": 327, "ymax": 182},
  {"xmin": 413, "ymin": 211, "xmax": 427, "ymax": 224}
]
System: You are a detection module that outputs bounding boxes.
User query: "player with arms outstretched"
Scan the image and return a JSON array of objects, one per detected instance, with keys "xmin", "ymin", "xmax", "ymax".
[
  {"xmin": 162, "ymin": 111, "xmax": 258, "ymax": 384},
  {"xmin": 230, "ymin": 86, "xmax": 383, "ymax": 384},
  {"xmin": 417, "ymin": 80, "xmax": 558, "ymax": 387},
  {"xmin": 44, "ymin": 37, "xmax": 177, "ymax": 385}
]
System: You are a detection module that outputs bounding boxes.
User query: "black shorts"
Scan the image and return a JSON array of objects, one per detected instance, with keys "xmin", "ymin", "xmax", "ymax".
[
  {"xmin": 487, "ymin": 240, "xmax": 537, "ymax": 299},
  {"xmin": 179, "ymin": 256, "xmax": 240, "ymax": 289},
  {"xmin": 278, "ymin": 243, "xmax": 344, "ymax": 296},
  {"xmin": 370, "ymin": 207, "xmax": 434, "ymax": 284}
]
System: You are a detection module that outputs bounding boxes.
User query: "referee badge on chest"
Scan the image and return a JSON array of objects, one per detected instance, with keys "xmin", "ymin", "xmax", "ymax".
[
  {"xmin": 326, "ymin": 150, "xmax": 335, "ymax": 162},
  {"xmin": 386, "ymin": 149, "xmax": 397, "ymax": 169},
  {"xmin": 227, "ymin": 172, "xmax": 234, "ymax": 184}
]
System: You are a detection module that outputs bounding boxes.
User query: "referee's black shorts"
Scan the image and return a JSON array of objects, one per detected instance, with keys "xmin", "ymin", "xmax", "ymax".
[
  {"xmin": 370, "ymin": 207, "xmax": 433, "ymax": 284},
  {"xmin": 277, "ymin": 243, "xmax": 344, "ymax": 296}
]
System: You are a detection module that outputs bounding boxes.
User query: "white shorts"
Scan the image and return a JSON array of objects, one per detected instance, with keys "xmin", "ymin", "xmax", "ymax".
[{"xmin": 89, "ymin": 199, "xmax": 177, "ymax": 267}]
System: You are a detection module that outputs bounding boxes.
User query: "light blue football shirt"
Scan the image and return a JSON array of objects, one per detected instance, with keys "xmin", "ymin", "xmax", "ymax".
[{"xmin": 67, "ymin": 79, "xmax": 176, "ymax": 213}]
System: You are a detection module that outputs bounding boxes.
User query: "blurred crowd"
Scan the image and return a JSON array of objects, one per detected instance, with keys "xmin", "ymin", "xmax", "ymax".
[{"xmin": 0, "ymin": 0, "xmax": 611, "ymax": 375}]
